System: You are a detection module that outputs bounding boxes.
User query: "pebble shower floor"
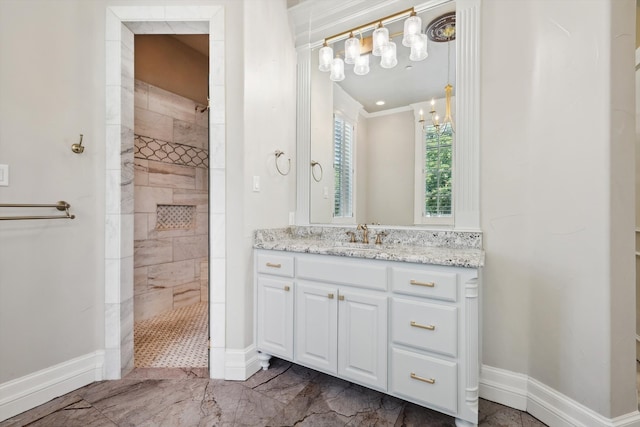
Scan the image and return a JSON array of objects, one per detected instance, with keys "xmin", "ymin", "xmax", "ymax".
[{"xmin": 134, "ymin": 302, "xmax": 208, "ymax": 368}]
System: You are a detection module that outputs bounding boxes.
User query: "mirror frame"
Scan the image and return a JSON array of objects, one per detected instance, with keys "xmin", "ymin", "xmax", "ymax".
[{"xmin": 295, "ymin": 0, "xmax": 480, "ymax": 231}]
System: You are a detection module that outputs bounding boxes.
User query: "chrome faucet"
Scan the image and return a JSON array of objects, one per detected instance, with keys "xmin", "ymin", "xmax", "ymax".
[{"xmin": 357, "ymin": 224, "xmax": 369, "ymax": 244}]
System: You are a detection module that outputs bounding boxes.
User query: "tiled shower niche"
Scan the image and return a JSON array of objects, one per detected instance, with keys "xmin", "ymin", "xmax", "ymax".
[{"xmin": 134, "ymin": 80, "xmax": 209, "ymax": 322}]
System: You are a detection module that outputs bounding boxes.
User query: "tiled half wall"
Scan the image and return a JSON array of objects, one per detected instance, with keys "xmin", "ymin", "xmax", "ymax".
[{"xmin": 134, "ymin": 80, "xmax": 209, "ymax": 322}]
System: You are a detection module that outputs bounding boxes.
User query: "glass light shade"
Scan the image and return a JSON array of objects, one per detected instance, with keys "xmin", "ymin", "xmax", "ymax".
[
  {"xmin": 344, "ymin": 35, "xmax": 360, "ymax": 64},
  {"xmin": 318, "ymin": 45, "xmax": 333, "ymax": 72},
  {"xmin": 353, "ymin": 54, "xmax": 370, "ymax": 76},
  {"xmin": 380, "ymin": 41, "xmax": 397, "ymax": 69},
  {"xmin": 409, "ymin": 33, "xmax": 428, "ymax": 61},
  {"xmin": 329, "ymin": 57, "xmax": 345, "ymax": 81},
  {"xmin": 372, "ymin": 26, "xmax": 389, "ymax": 56},
  {"xmin": 402, "ymin": 15, "xmax": 422, "ymax": 47}
]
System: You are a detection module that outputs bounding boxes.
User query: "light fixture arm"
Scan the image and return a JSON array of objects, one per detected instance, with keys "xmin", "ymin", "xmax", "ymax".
[{"xmin": 322, "ymin": 7, "xmax": 415, "ymax": 46}]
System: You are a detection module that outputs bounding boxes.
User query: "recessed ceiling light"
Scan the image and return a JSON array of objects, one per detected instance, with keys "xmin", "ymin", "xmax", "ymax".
[{"xmin": 376, "ymin": 100, "xmax": 385, "ymax": 106}]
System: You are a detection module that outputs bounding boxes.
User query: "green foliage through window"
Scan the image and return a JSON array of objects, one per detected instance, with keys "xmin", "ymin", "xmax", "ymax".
[{"xmin": 424, "ymin": 125, "xmax": 453, "ymax": 216}]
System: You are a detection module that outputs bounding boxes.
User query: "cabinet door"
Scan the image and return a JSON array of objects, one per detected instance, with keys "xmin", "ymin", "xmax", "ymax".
[
  {"xmin": 257, "ymin": 277, "xmax": 294, "ymax": 360},
  {"xmin": 295, "ymin": 281, "xmax": 338, "ymax": 374},
  {"xmin": 338, "ymin": 290, "xmax": 388, "ymax": 391}
]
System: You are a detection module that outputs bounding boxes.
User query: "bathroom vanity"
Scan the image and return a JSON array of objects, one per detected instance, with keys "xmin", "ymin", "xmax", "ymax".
[{"xmin": 254, "ymin": 227, "xmax": 483, "ymax": 427}]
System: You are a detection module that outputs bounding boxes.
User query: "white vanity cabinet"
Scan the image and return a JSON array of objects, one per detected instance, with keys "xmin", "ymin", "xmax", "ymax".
[
  {"xmin": 255, "ymin": 252, "xmax": 295, "ymax": 360},
  {"xmin": 254, "ymin": 249, "xmax": 480, "ymax": 427}
]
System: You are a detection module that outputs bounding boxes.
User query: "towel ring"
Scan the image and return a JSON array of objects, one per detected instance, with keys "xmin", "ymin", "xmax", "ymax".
[
  {"xmin": 310, "ymin": 160, "xmax": 323, "ymax": 182},
  {"xmin": 275, "ymin": 150, "xmax": 291, "ymax": 176}
]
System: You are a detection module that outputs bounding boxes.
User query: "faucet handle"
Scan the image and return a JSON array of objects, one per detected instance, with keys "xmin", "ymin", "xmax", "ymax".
[
  {"xmin": 346, "ymin": 231, "xmax": 356, "ymax": 243},
  {"xmin": 375, "ymin": 230, "xmax": 388, "ymax": 245}
]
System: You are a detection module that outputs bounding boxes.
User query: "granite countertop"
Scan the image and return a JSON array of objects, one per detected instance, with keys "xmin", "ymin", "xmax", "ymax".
[{"xmin": 254, "ymin": 227, "xmax": 484, "ymax": 268}]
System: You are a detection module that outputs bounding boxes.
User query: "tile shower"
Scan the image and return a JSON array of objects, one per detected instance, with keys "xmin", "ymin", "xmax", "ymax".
[{"xmin": 133, "ymin": 80, "xmax": 209, "ymax": 322}]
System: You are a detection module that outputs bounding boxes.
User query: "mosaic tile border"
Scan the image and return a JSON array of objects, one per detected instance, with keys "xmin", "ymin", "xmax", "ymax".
[{"xmin": 135, "ymin": 134, "xmax": 209, "ymax": 169}]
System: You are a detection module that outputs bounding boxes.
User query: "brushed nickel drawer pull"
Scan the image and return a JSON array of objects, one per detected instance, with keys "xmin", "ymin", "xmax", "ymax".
[
  {"xmin": 328, "ymin": 293, "xmax": 334, "ymax": 299},
  {"xmin": 410, "ymin": 321, "xmax": 435, "ymax": 331},
  {"xmin": 266, "ymin": 262, "xmax": 281, "ymax": 268},
  {"xmin": 410, "ymin": 373, "xmax": 436, "ymax": 384},
  {"xmin": 284, "ymin": 285, "xmax": 290, "ymax": 291},
  {"xmin": 410, "ymin": 279, "xmax": 435, "ymax": 287}
]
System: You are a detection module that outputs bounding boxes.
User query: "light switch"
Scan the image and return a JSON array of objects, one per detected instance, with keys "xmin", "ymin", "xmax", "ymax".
[
  {"xmin": 323, "ymin": 186, "xmax": 329, "ymax": 199},
  {"xmin": 0, "ymin": 164, "xmax": 8, "ymax": 186},
  {"xmin": 253, "ymin": 175, "xmax": 260, "ymax": 192}
]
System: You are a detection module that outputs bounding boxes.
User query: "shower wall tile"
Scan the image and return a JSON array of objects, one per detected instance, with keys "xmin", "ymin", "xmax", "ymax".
[
  {"xmin": 121, "ymin": 214, "xmax": 135, "ymax": 259},
  {"xmin": 210, "ymin": 8, "xmax": 225, "ymax": 42},
  {"xmin": 135, "ymin": 288, "xmax": 173, "ymax": 322},
  {"xmin": 106, "ymin": 85, "xmax": 121, "ymax": 125},
  {"xmin": 121, "ymin": 86, "xmax": 135, "ymax": 130},
  {"xmin": 120, "ymin": 256, "xmax": 134, "ymax": 302},
  {"xmin": 134, "ymin": 159, "xmax": 149, "ymax": 186},
  {"xmin": 209, "ymin": 124, "xmax": 225, "ymax": 168},
  {"xmin": 209, "ymin": 258, "xmax": 225, "ymax": 304},
  {"xmin": 121, "ymin": 42, "xmax": 134, "ymax": 93},
  {"xmin": 200, "ymin": 261, "xmax": 209, "ymax": 302},
  {"xmin": 121, "ymin": 156, "xmax": 135, "ymax": 215},
  {"xmin": 211, "ymin": 41, "xmax": 225, "ymax": 86},
  {"xmin": 134, "ymin": 238, "xmax": 173, "ymax": 267},
  {"xmin": 210, "ymin": 168, "xmax": 225, "ymax": 214},
  {"xmin": 174, "ymin": 120, "xmax": 208, "ymax": 149},
  {"xmin": 173, "ymin": 235, "xmax": 208, "ymax": 262},
  {"xmin": 106, "ymin": 41, "xmax": 122, "ymax": 86},
  {"xmin": 210, "ymin": 214, "xmax": 225, "ymax": 258},
  {"xmin": 134, "ymin": 214, "xmax": 148, "ymax": 240},
  {"xmin": 120, "ymin": 297, "xmax": 134, "ymax": 376},
  {"xmin": 106, "ymin": 170, "xmax": 122, "ymax": 215},
  {"xmin": 209, "ymin": 85, "xmax": 225, "ymax": 124},
  {"xmin": 135, "ymin": 80, "xmax": 149, "ymax": 109},
  {"xmin": 148, "ymin": 259, "xmax": 196, "ymax": 288},
  {"xmin": 196, "ymin": 167, "xmax": 208, "ymax": 191},
  {"xmin": 106, "ymin": 125, "xmax": 122, "ymax": 171},
  {"xmin": 135, "ymin": 107, "xmax": 173, "ymax": 142},
  {"xmin": 173, "ymin": 189, "xmax": 208, "ymax": 211},
  {"xmin": 135, "ymin": 267, "xmax": 148, "ymax": 295},
  {"xmin": 105, "ymin": 258, "xmax": 121, "ymax": 304},
  {"xmin": 173, "ymin": 281, "xmax": 201, "ymax": 308},
  {"xmin": 105, "ymin": 303, "xmax": 121, "ymax": 349},
  {"xmin": 195, "ymin": 211, "xmax": 208, "ymax": 235},
  {"xmin": 148, "ymin": 161, "xmax": 196, "ymax": 189},
  {"xmin": 148, "ymin": 85, "xmax": 196, "ymax": 124},
  {"xmin": 135, "ymin": 186, "xmax": 172, "ymax": 213},
  {"xmin": 195, "ymin": 109, "xmax": 209, "ymax": 128},
  {"xmin": 105, "ymin": 214, "xmax": 122, "ymax": 259}
]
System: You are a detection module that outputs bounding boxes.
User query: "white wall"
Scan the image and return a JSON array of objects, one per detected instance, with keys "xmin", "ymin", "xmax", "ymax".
[
  {"xmin": 241, "ymin": 0, "xmax": 297, "ymax": 346},
  {"xmin": 364, "ymin": 110, "xmax": 414, "ymax": 225},
  {"xmin": 481, "ymin": 0, "xmax": 636, "ymax": 418},
  {"xmin": 0, "ymin": 0, "xmax": 295, "ymax": 385},
  {"xmin": 0, "ymin": 0, "xmax": 106, "ymax": 383}
]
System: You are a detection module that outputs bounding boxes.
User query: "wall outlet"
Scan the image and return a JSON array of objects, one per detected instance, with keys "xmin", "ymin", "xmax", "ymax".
[{"xmin": 0, "ymin": 164, "xmax": 8, "ymax": 186}]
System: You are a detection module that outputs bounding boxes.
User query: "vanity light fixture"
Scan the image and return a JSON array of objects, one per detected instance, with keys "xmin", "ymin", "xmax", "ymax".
[{"xmin": 318, "ymin": 7, "xmax": 431, "ymax": 80}]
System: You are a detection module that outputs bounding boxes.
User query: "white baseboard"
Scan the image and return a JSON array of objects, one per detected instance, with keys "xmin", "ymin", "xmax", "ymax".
[
  {"xmin": 480, "ymin": 364, "xmax": 640, "ymax": 427},
  {"xmin": 0, "ymin": 351, "xmax": 104, "ymax": 422},
  {"xmin": 225, "ymin": 345, "xmax": 260, "ymax": 381}
]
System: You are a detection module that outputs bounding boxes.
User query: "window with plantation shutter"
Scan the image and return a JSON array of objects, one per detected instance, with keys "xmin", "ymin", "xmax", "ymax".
[{"xmin": 333, "ymin": 114, "xmax": 354, "ymax": 219}]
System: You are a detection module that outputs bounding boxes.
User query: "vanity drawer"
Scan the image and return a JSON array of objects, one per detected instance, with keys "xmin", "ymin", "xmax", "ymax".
[
  {"xmin": 391, "ymin": 267, "xmax": 457, "ymax": 301},
  {"xmin": 391, "ymin": 298, "xmax": 457, "ymax": 357},
  {"xmin": 257, "ymin": 252, "xmax": 294, "ymax": 277},
  {"xmin": 390, "ymin": 347, "xmax": 457, "ymax": 414},
  {"xmin": 297, "ymin": 255, "xmax": 387, "ymax": 291}
]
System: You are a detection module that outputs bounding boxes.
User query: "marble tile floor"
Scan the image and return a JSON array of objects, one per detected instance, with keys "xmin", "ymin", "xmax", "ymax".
[{"xmin": 1, "ymin": 358, "xmax": 547, "ymax": 427}]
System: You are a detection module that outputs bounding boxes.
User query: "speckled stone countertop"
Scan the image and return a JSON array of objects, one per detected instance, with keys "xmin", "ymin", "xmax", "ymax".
[{"xmin": 254, "ymin": 226, "xmax": 484, "ymax": 268}]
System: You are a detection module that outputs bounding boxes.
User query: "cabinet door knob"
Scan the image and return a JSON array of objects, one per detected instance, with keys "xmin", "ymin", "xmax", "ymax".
[
  {"xmin": 410, "ymin": 321, "xmax": 435, "ymax": 331},
  {"xmin": 410, "ymin": 373, "xmax": 436, "ymax": 384},
  {"xmin": 410, "ymin": 279, "xmax": 435, "ymax": 287},
  {"xmin": 338, "ymin": 295, "xmax": 345, "ymax": 301},
  {"xmin": 328, "ymin": 293, "xmax": 334, "ymax": 299},
  {"xmin": 266, "ymin": 262, "xmax": 281, "ymax": 268},
  {"xmin": 284, "ymin": 285, "xmax": 290, "ymax": 291}
]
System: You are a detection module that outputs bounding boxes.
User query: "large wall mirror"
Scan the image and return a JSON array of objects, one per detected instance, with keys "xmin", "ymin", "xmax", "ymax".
[{"xmin": 294, "ymin": 0, "xmax": 480, "ymax": 230}]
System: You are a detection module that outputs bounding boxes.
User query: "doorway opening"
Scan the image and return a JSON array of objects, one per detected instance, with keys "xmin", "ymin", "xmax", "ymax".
[
  {"xmin": 132, "ymin": 34, "xmax": 210, "ymax": 371},
  {"xmin": 104, "ymin": 6, "xmax": 227, "ymax": 380}
]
